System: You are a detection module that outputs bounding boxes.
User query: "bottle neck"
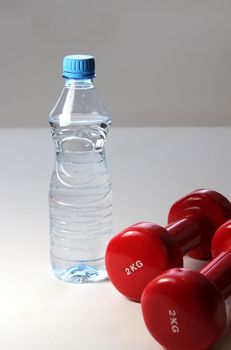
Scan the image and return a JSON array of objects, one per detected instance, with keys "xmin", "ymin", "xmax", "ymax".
[{"xmin": 65, "ymin": 78, "xmax": 94, "ymax": 89}]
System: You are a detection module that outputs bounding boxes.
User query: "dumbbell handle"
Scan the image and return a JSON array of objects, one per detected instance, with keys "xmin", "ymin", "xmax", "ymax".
[
  {"xmin": 201, "ymin": 249, "xmax": 231, "ymax": 299},
  {"xmin": 167, "ymin": 217, "xmax": 201, "ymax": 255}
]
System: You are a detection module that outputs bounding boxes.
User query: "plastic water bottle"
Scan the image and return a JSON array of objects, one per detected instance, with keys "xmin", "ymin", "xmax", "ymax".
[{"xmin": 48, "ymin": 55, "xmax": 113, "ymax": 283}]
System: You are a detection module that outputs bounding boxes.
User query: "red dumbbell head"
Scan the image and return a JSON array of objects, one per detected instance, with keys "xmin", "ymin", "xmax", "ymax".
[
  {"xmin": 168, "ymin": 189, "xmax": 231, "ymax": 260},
  {"xmin": 212, "ymin": 219, "xmax": 231, "ymax": 257},
  {"xmin": 141, "ymin": 268, "xmax": 226, "ymax": 350},
  {"xmin": 106, "ymin": 223, "xmax": 183, "ymax": 301}
]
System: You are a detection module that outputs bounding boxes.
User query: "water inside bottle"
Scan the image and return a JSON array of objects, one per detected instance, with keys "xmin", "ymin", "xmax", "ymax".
[{"xmin": 49, "ymin": 116, "xmax": 113, "ymax": 282}]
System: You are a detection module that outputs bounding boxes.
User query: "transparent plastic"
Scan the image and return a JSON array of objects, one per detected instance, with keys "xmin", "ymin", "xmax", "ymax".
[{"xmin": 49, "ymin": 78, "xmax": 113, "ymax": 283}]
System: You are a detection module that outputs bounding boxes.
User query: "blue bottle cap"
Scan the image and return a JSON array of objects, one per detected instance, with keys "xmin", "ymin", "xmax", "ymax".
[{"xmin": 63, "ymin": 55, "xmax": 95, "ymax": 79}]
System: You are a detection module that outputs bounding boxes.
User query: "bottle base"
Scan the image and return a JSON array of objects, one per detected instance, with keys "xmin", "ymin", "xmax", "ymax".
[{"xmin": 51, "ymin": 259, "xmax": 108, "ymax": 283}]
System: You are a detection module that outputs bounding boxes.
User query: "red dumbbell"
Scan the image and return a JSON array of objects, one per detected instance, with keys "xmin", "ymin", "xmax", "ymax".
[
  {"xmin": 211, "ymin": 219, "xmax": 231, "ymax": 257},
  {"xmin": 141, "ymin": 219, "xmax": 231, "ymax": 350},
  {"xmin": 106, "ymin": 189, "xmax": 231, "ymax": 301}
]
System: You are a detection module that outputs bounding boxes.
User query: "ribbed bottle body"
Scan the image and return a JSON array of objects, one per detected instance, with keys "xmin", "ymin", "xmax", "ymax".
[{"xmin": 49, "ymin": 119, "xmax": 113, "ymax": 282}]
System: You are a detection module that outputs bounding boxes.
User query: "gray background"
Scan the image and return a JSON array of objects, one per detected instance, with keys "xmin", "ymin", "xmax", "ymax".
[{"xmin": 1, "ymin": 0, "xmax": 231, "ymax": 127}]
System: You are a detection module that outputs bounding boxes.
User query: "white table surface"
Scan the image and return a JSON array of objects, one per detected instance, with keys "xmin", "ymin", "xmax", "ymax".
[{"xmin": 1, "ymin": 127, "xmax": 231, "ymax": 350}]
